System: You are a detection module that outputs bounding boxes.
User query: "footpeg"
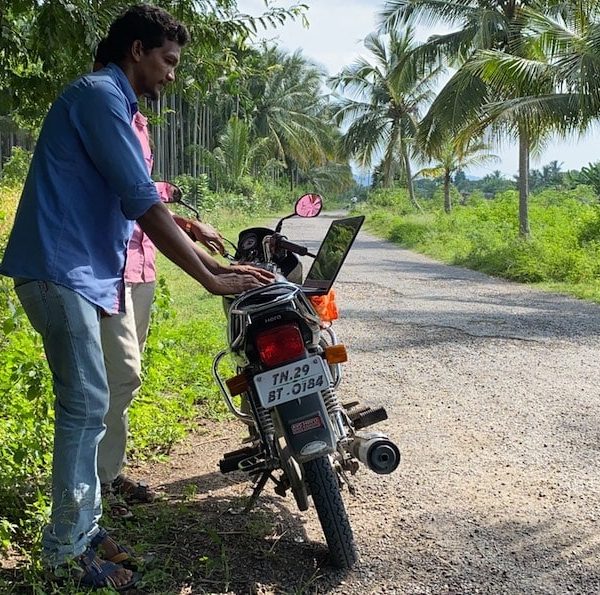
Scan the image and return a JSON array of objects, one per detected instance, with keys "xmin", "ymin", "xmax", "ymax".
[
  {"xmin": 352, "ymin": 406, "xmax": 388, "ymax": 430},
  {"xmin": 238, "ymin": 455, "xmax": 266, "ymax": 472},
  {"xmin": 219, "ymin": 445, "xmax": 261, "ymax": 473},
  {"xmin": 347, "ymin": 404, "xmax": 371, "ymax": 419}
]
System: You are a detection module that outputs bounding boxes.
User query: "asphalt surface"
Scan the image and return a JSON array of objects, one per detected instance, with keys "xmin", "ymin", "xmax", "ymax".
[{"xmin": 279, "ymin": 210, "xmax": 600, "ymax": 594}]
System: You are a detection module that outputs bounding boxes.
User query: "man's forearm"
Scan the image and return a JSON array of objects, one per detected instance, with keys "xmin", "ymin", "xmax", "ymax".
[{"xmin": 137, "ymin": 203, "xmax": 222, "ymax": 292}]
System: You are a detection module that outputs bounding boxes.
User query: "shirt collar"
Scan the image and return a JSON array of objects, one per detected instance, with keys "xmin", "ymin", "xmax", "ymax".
[{"xmin": 104, "ymin": 63, "xmax": 139, "ymax": 117}]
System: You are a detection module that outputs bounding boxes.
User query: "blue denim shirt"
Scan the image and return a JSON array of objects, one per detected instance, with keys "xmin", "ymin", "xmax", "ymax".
[{"xmin": 0, "ymin": 64, "xmax": 161, "ymax": 313}]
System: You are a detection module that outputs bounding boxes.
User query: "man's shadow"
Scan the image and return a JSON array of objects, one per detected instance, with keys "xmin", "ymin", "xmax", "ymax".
[{"xmin": 111, "ymin": 468, "xmax": 354, "ymax": 594}]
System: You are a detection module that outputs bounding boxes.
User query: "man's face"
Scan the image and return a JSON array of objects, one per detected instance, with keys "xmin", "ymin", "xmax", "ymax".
[{"xmin": 134, "ymin": 39, "xmax": 181, "ymax": 100}]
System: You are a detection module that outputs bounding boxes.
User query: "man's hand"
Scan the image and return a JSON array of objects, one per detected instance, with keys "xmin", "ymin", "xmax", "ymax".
[
  {"xmin": 187, "ymin": 220, "xmax": 225, "ymax": 254},
  {"xmin": 228, "ymin": 264, "xmax": 275, "ymax": 284},
  {"xmin": 213, "ymin": 272, "xmax": 271, "ymax": 295}
]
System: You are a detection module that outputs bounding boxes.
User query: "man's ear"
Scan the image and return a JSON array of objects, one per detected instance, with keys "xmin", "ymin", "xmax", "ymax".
[{"xmin": 131, "ymin": 39, "xmax": 144, "ymax": 63}]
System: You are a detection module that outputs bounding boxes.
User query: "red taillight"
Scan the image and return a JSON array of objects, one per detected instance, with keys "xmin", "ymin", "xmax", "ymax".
[{"xmin": 255, "ymin": 323, "xmax": 305, "ymax": 367}]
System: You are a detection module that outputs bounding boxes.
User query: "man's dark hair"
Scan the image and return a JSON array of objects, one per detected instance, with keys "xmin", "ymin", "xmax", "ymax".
[
  {"xmin": 105, "ymin": 4, "xmax": 190, "ymax": 63},
  {"xmin": 94, "ymin": 38, "xmax": 111, "ymax": 67}
]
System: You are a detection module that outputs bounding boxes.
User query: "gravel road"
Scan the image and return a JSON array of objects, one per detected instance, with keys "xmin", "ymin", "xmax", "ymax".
[{"xmin": 145, "ymin": 212, "xmax": 600, "ymax": 594}]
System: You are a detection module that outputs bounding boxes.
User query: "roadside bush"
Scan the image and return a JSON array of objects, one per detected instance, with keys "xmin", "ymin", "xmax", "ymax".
[
  {"xmin": 171, "ymin": 174, "xmax": 294, "ymax": 216},
  {"xmin": 1, "ymin": 186, "xmax": 20, "ymax": 237},
  {"xmin": 252, "ymin": 178, "xmax": 292, "ymax": 211},
  {"xmin": 388, "ymin": 215, "xmax": 432, "ymax": 245},
  {"xmin": 430, "ymin": 184, "xmax": 462, "ymax": 211},
  {"xmin": 0, "ymin": 147, "xmax": 32, "ymax": 188},
  {"xmin": 365, "ymin": 186, "xmax": 600, "ymax": 288},
  {"xmin": 0, "ymin": 266, "xmax": 53, "ymax": 553},
  {"xmin": 172, "ymin": 173, "xmax": 210, "ymax": 210},
  {"xmin": 368, "ymin": 187, "xmax": 414, "ymax": 214}
]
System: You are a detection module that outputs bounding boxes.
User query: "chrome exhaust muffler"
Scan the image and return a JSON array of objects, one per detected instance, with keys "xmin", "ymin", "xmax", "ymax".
[{"xmin": 350, "ymin": 432, "xmax": 401, "ymax": 475}]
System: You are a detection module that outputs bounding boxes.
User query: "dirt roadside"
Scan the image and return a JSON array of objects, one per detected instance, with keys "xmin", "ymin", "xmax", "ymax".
[{"xmin": 124, "ymin": 213, "xmax": 600, "ymax": 594}]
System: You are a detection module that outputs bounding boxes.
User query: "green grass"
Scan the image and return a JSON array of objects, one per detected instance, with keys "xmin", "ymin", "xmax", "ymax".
[{"xmin": 363, "ymin": 187, "xmax": 600, "ymax": 304}]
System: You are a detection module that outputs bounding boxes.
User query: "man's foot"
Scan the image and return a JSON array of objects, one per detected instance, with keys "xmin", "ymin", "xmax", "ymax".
[
  {"xmin": 51, "ymin": 545, "xmax": 138, "ymax": 592},
  {"xmin": 101, "ymin": 483, "xmax": 134, "ymax": 520},
  {"xmin": 91, "ymin": 527, "xmax": 141, "ymax": 570},
  {"xmin": 112, "ymin": 474, "xmax": 156, "ymax": 504}
]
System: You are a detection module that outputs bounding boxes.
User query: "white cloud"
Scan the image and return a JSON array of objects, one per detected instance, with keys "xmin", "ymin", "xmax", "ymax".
[{"xmin": 239, "ymin": 0, "xmax": 378, "ymax": 75}]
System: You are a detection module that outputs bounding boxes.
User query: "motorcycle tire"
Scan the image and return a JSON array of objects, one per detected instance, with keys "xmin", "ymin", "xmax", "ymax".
[{"xmin": 303, "ymin": 456, "xmax": 357, "ymax": 568}]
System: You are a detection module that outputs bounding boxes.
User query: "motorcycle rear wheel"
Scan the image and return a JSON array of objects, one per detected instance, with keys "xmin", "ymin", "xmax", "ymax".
[{"xmin": 303, "ymin": 456, "xmax": 357, "ymax": 568}]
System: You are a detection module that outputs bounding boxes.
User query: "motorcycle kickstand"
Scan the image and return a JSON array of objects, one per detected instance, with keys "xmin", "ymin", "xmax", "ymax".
[{"xmin": 243, "ymin": 471, "xmax": 271, "ymax": 513}]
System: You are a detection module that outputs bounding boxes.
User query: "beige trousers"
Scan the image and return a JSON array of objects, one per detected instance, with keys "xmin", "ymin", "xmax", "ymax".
[{"xmin": 98, "ymin": 281, "xmax": 156, "ymax": 484}]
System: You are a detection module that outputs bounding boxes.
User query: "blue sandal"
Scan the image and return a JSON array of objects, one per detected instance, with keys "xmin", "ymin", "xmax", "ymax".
[
  {"xmin": 91, "ymin": 527, "xmax": 140, "ymax": 570},
  {"xmin": 51, "ymin": 545, "xmax": 139, "ymax": 591}
]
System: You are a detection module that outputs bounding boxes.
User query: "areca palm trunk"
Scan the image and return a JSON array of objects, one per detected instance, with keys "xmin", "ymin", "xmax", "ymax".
[{"xmin": 518, "ymin": 126, "xmax": 530, "ymax": 237}]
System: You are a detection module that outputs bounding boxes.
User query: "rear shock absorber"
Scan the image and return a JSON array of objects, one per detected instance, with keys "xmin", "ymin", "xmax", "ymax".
[
  {"xmin": 256, "ymin": 402, "xmax": 275, "ymax": 437},
  {"xmin": 321, "ymin": 385, "xmax": 348, "ymax": 440}
]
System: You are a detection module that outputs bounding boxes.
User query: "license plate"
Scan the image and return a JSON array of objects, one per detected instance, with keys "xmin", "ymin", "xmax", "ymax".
[{"xmin": 253, "ymin": 357, "xmax": 331, "ymax": 409}]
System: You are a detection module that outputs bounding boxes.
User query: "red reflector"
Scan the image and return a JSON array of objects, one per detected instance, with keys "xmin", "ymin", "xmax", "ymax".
[{"xmin": 256, "ymin": 324, "xmax": 305, "ymax": 367}]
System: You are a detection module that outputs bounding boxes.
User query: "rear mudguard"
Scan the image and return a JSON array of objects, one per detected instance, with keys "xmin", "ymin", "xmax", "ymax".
[{"xmin": 271, "ymin": 392, "xmax": 336, "ymax": 463}]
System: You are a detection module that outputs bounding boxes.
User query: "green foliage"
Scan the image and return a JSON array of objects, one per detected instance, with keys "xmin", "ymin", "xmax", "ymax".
[
  {"xmin": 569, "ymin": 162, "xmax": 600, "ymax": 197},
  {"xmin": 366, "ymin": 186, "xmax": 600, "ymax": 295},
  {"xmin": 367, "ymin": 187, "xmax": 415, "ymax": 214},
  {"xmin": 171, "ymin": 174, "xmax": 295, "ymax": 216},
  {"xmin": 199, "ymin": 115, "xmax": 284, "ymax": 192},
  {"xmin": 0, "ymin": 1, "xmax": 308, "ymax": 124},
  {"xmin": 0, "ymin": 147, "xmax": 32, "ymax": 188},
  {"xmin": 0, "ymin": 275, "xmax": 53, "ymax": 551}
]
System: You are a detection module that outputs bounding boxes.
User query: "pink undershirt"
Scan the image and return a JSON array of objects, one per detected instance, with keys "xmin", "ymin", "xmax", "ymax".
[{"xmin": 123, "ymin": 111, "xmax": 162, "ymax": 283}]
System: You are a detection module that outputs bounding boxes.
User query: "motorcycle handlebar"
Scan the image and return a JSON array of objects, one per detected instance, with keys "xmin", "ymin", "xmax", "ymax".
[
  {"xmin": 277, "ymin": 237, "xmax": 309, "ymax": 256},
  {"xmin": 274, "ymin": 235, "xmax": 316, "ymax": 258}
]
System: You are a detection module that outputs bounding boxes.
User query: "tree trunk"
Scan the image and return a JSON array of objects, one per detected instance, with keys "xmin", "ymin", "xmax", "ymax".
[
  {"xmin": 444, "ymin": 169, "xmax": 451, "ymax": 213},
  {"xmin": 192, "ymin": 99, "xmax": 198, "ymax": 178},
  {"xmin": 518, "ymin": 127, "xmax": 530, "ymax": 238},
  {"xmin": 155, "ymin": 96, "xmax": 162, "ymax": 178},
  {"xmin": 170, "ymin": 94, "xmax": 176, "ymax": 179},
  {"xmin": 179, "ymin": 95, "xmax": 184, "ymax": 175},
  {"xmin": 401, "ymin": 142, "xmax": 422, "ymax": 213}
]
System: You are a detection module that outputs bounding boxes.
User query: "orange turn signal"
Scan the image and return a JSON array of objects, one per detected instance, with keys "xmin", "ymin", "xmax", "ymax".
[
  {"xmin": 226, "ymin": 373, "xmax": 249, "ymax": 396},
  {"xmin": 324, "ymin": 345, "xmax": 347, "ymax": 364}
]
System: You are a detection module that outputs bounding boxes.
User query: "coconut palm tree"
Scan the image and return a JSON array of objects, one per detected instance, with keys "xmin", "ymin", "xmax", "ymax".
[
  {"xmin": 416, "ymin": 139, "xmax": 498, "ymax": 212},
  {"xmin": 458, "ymin": 1, "xmax": 600, "ymax": 152},
  {"xmin": 330, "ymin": 28, "xmax": 442, "ymax": 211},
  {"xmin": 447, "ymin": 0, "xmax": 600, "ymax": 224},
  {"xmin": 379, "ymin": 0, "xmax": 548, "ymax": 236},
  {"xmin": 247, "ymin": 46, "xmax": 337, "ymax": 189}
]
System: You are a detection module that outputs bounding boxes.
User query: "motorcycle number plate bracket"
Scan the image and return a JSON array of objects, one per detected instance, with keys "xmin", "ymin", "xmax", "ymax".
[{"xmin": 253, "ymin": 357, "xmax": 331, "ymax": 409}]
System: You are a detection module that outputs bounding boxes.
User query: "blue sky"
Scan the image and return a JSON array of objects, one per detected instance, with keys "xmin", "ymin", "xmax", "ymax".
[{"xmin": 238, "ymin": 0, "xmax": 598, "ymax": 178}]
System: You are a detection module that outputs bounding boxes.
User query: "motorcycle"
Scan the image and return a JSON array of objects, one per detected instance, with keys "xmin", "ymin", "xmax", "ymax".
[{"xmin": 162, "ymin": 185, "xmax": 401, "ymax": 568}]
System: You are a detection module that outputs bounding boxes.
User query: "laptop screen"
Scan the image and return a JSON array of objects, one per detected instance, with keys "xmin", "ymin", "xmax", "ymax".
[{"xmin": 302, "ymin": 216, "xmax": 364, "ymax": 294}]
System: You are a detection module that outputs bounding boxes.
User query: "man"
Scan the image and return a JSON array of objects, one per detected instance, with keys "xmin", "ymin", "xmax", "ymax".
[
  {"xmin": 0, "ymin": 5, "xmax": 271, "ymax": 590},
  {"xmin": 93, "ymin": 38, "xmax": 225, "ymax": 520}
]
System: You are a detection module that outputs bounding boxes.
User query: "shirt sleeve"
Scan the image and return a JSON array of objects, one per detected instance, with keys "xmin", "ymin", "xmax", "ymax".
[{"xmin": 68, "ymin": 82, "xmax": 160, "ymax": 220}]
